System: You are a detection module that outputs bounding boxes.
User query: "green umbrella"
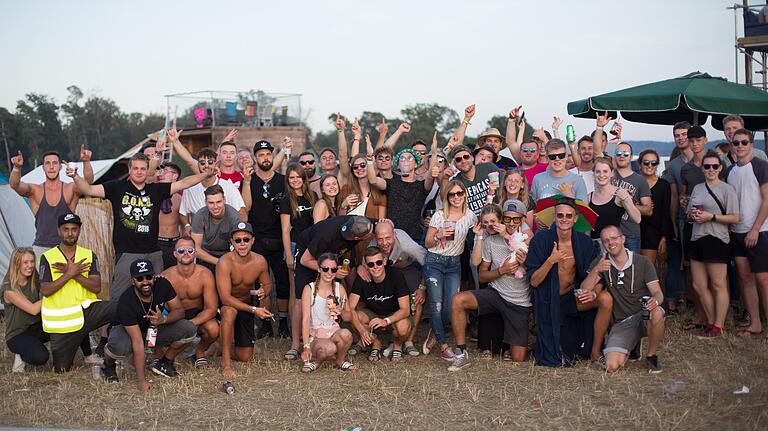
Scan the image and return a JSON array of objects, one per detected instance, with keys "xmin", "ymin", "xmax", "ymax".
[{"xmin": 567, "ymin": 71, "xmax": 768, "ymax": 131}]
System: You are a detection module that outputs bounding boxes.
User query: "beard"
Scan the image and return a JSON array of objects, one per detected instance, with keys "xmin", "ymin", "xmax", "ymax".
[
  {"xmin": 257, "ymin": 160, "xmax": 273, "ymax": 171},
  {"xmin": 304, "ymin": 166, "xmax": 316, "ymax": 177}
]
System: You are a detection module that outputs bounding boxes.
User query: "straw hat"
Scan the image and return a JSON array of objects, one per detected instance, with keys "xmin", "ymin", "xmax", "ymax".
[{"xmin": 477, "ymin": 128, "xmax": 506, "ymax": 146}]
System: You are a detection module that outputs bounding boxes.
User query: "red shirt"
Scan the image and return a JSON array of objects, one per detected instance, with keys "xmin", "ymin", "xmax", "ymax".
[
  {"xmin": 219, "ymin": 170, "xmax": 244, "ymax": 190},
  {"xmin": 523, "ymin": 163, "xmax": 548, "ymax": 190}
]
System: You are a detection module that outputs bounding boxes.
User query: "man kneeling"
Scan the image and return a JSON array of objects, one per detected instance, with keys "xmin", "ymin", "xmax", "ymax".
[
  {"xmin": 102, "ymin": 259, "xmax": 197, "ymax": 391},
  {"xmin": 348, "ymin": 246, "xmax": 412, "ymax": 362}
]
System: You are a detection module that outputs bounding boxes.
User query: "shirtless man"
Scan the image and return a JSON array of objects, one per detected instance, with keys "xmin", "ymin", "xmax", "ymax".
[
  {"xmin": 160, "ymin": 237, "xmax": 219, "ymax": 368},
  {"xmin": 156, "ymin": 162, "xmax": 183, "ymax": 268},
  {"xmin": 9, "ymin": 146, "xmax": 94, "ymax": 258},
  {"xmin": 216, "ymin": 222, "xmax": 273, "ymax": 378},
  {"xmin": 527, "ymin": 199, "xmax": 598, "ymax": 367}
]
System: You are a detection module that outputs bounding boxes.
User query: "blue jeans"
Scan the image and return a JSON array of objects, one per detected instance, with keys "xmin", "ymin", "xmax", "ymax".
[
  {"xmin": 423, "ymin": 252, "xmax": 461, "ymax": 345},
  {"xmin": 625, "ymin": 235, "xmax": 641, "ymax": 253}
]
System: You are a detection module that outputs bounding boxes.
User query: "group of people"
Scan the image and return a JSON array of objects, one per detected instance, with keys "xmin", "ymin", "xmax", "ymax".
[{"xmin": 3, "ymin": 104, "xmax": 766, "ymax": 391}]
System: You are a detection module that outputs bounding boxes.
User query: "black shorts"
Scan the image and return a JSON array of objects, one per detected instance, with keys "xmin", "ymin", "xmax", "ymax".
[
  {"xmin": 689, "ymin": 236, "xmax": 731, "ymax": 264},
  {"xmin": 184, "ymin": 307, "xmax": 203, "ymax": 321},
  {"xmin": 640, "ymin": 225, "xmax": 661, "ymax": 250},
  {"xmin": 471, "ymin": 289, "xmax": 531, "ymax": 348},
  {"xmin": 234, "ymin": 310, "xmax": 255, "ymax": 347},
  {"xmin": 294, "ymin": 264, "xmax": 316, "ymax": 299},
  {"xmin": 731, "ymin": 231, "xmax": 768, "ymax": 273}
]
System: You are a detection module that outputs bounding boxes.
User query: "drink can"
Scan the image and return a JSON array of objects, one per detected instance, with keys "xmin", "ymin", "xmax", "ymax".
[
  {"xmin": 146, "ymin": 326, "xmax": 158, "ymax": 348},
  {"xmin": 641, "ymin": 296, "xmax": 651, "ymax": 321},
  {"xmin": 222, "ymin": 381, "xmax": 236, "ymax": 394},
  {"xmin": 91, "ymin": 364, "xmax": 102, "ymax": 380},
  {"xmin": 341, "ymin": 259, "xmax": 350, "ymax": 272},
  {"xmin": 609, "ymin": 121, "xmax": 620, "ymax": 136},
  {"xmin": 566, "ymin": 125, "xmax": 575, "ymax": 143},
  {"xmin": 409, "ymin": 293, "xmax": 416, "ymax": 316}
]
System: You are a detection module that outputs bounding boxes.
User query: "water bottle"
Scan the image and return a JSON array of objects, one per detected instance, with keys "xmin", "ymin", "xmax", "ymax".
[{"xmin": 91, "ymin": 364, "xmax": 102, "ymax": 380}]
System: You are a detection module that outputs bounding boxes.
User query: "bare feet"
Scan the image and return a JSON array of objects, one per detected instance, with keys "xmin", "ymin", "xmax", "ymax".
[{"xmin": 223, "ymin": 365, "xmax": 237, "ymax": 379}]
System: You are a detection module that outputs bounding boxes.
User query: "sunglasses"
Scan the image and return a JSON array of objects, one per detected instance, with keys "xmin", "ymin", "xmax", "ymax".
[
  {"xmin": 521, "ymin": 148, "xmax": 537, "ymax": 153},
  {"xmin": 454, "ymin": 154, "xmax": 472, "ymax": 163},
  {"xmin": 134, "ymin": 275, "xmax": 153, "ymax": 282},
  {"xmin": 502, "ymin": 216, "xmax": 523, "ymax": 224},
  {"xmin": 413, "ymin": 150, "xmax": 428, "ymax": 155},
  {"xmin": 437, "ymin": 157, "xmax": 446, "ymax": 163},
  {"xmin": 198, "ymin": 159, "xmax": 216, "ymax": 166},
  {"xmin": 232, "ymin": 237, "xmax": 252, "ymax": 244},
  {"xmin": 615, "ymin": 151, "xmax": 631, "ymax": 157},
  {"xmin": 548, "ymin": 153, "xmax": 566, "ymax": 160},
  {"xmin": 176, "ymin": 247, "xmax": 195, "ymax": 254},
  {"xmin": 366, "ymin": 259, "xmax": 385, "ymax": 268},
  {"xmin": 703, "ymin": 163, "xmax": 721, "ymax": 170},
  {"xmin": 448, "ymin": 190, "xmax": 465, "ymax": 198},
  {"xmin": 299, "ymin": 160, "xmax": 315, "ymax": 166},
  {"xmin": 320, "ymin": 266, "xmax": 339, "ymax": 273},
  {"xmin": 641, "ymin": 160, "xmax": 659, "ymax": 166},
  {"xmin": 732, "ymin": 139, "xmax": 750, "ymax": 147},
  {"xmin": 262, "ymin": 183, "xmax": 271, "ymax": 199},
  {"xmin": 556, "ymin": 212, "xmax": 575, "ymax": 219},
  {"xmin": 352, "ymin": 162, "xmax": 367, "ymax": 170},
  {"xmin": 399, "ymin": 155, "xmax": 415, "ymax": 162},
  {"xmin": 376, "ymin": 155, "xmax": 392, "ymax": 161}
]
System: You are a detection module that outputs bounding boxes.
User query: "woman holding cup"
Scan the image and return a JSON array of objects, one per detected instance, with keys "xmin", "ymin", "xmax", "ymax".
[{"xmin": 422, "ymin": 181, "xmax": 477, "ymax": 360}]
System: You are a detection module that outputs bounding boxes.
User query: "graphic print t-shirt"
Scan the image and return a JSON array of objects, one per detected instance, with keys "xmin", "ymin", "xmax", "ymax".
[
  {"xmin": 103, "ymin": 180, "xmax": 172, "ymax": 253},
  {"xmin": 117, "ymin": 276, "xmax": 177, "ymax": 335},
  {"xmin": 350, "ymin": 267, "xmax": 409, "ymax": 316}
]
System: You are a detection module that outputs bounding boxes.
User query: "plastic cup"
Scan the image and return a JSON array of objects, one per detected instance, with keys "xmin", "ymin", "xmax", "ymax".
[
  {"xmin": 488, "ymin": 171, "xmax": 499, "ymax": 187},
  {"xmin": 443, "ymin": 220, "xmax": 455, "ymax": 241}
]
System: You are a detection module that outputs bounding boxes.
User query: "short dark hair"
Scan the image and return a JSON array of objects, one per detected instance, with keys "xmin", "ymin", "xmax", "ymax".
[
  {"xmin": 196, "ymin": 148, "xmax": 217, "ymax": 160},
  {"xmin": 411, "ymin": 140, "xmax": 427, "ymax": 149},
  {"xmin": 599, "ymin": 224, "xmax": 622, "ymax": 238},
  {"xmin": 637, "ymin": 149, "xmax": 659, "ymax": 163},
  {"xmin": 218, "ymin": 141, "xmax": 237, "ymax": 152},
  {"xmin": 204, "ymin": 184, "xmax": 225, "ymax": 198},
  {"xmin": 673, "ymin": 121, "xmax": 691, "ymax": 132},
  {"xmin": 576, "ymin": 136, "xmax": 593, "ymax": 149},
  {"xmin": 702, "ymin": 150, "xmax": 722, "ymax": 164},
  {"xmin": 364, "ymin": 246, "xmax": 383, "ymax": 260},
  {"xmin": 616, "ymin": 141, "xmax": 634, "ymax": 154},
  {"xmin": 161, "ymin": 162, "xmax": 181, "ymax": 177},
  {"xmin": 319, "ymin": 147, "xmax": 337, "ymax": 157},
  {"xmin": 299, "ymin": 151, "xmax": 315, "ymax": 159},
  {"xmin": 590, "ymin": 129, "xmax": 607, "ymax": 140},
  {"xmin": 42, "ymin": 151, "xmax": 61, "ymax": 162},
  {"xmin": 715, "ymin": 142, "xmax": 731, "ymax": 154},
  {"xmin": 140, "ymin": 142, "xmax": 156, "ymax": 154},
  {"xmin": 374, "ymin": 146, "xmax": 393, "ymax": 156},
  {"xmin": 732, "ymin": 128, "xmax": 753, "ymax": 142}
]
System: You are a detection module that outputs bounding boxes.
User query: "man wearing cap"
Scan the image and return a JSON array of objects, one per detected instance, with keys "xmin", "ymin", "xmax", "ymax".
[
  {"xmin": 285, "ymin": 215, "xmax": 375, "ymax": 360},
  {"xmin": 477, "ymin": 128, "xmax": 517, "ymax": 170},
  {"xmin": 526, "ymin": 199, "xmax": 598, "ymax": 366},
  {"xmin": 216, "ymin": 222, "xmax": 274, "ymax": 378},
  {"xmin": 506, "ymin": 109, "xmax": 548, "ymax": 188},
  {"xmin": 101, "ymin": 259, "xmax": 197, "ymax": 390},
  {"xmin": 243, "ymin": 139, "xmax": 292, "ymax": 339},
  {"xmin": 39, "ymin": 213, "xmax": 117, "ymax": 372},
  {"xmin": 190, "ymin": 184, "xmax": 243, "ymax": 273}
]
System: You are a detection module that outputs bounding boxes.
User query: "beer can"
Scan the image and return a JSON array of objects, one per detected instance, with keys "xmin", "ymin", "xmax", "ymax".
[
  {"xmin": 641, "ymin": 296, "xmax": 651, "ymax": 321},
  {"xmin": 566, "ymin": 125, "xmax": 576, "ymax": 143},
  {"xmin": 409, "ymin": 293, "xmax": 416, "ymax": 316},
  {"xmin": 341, "ymin": 259, "xmax": 350, "ymax": 272},
  {"xmin": 222, "ymin": 381, "xmax": 235, "ymax": 394},
  {"xmin": 146, "ymin": 326, "xmax": 158, "ymax": 348}
]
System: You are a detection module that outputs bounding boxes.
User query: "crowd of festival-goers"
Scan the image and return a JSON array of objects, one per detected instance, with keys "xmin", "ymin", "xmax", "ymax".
[{"xmin": 3, "ymin": 104, "xmax": 767, "ymax": 391}]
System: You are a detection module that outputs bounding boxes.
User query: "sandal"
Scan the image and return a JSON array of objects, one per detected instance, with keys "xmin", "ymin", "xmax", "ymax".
[
  {"xmin": 502, "ymin": 350, "xmax": 512, "ymax": 361},
  {"xmin": 390, "ymin": 350, "xmax": 403, "ymax": 362},
  {"xmin": 284, "ymin": 348, "xmax": 299, "ymax": 361},
  {"xmin": 301, "ymin": 362, "xmax": 316, "ymax": 373},
  {"xmin": 193, "ymin": 356, "xmax": 208, "ymax": 369},
  {"xmin": 368, "ymin": 348, "xmax": 381, "ymax": 362},
  {"xmin": 478, "ymin": 349, "xmax": 492, "ymax": 359},
  {"xmin": 336, "ymin": 361, "xmax": 357, "ymax": 371}
]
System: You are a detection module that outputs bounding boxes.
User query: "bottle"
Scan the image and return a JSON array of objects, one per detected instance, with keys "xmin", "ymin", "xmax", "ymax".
[
  {"xmin": 566, "ymin": 124, "xmax": 576, "ymax": 143},
  {"xmin": 341, "ymin": 259, "xmax": 350, "ymax": 272},
  {"xmin": 222, "ymin": 381, "xmax": 236, "ymax": 394},
  {"xmin": 146, "ymin": 326, "xmax": 158, "ymax": 348},
  {"xmin": 91, "ymin": 364, "xmax": 102, "ymax": 380},
  {"xmin": 409, "ymin": 294, "xmax": 416, "ymax": 316}
]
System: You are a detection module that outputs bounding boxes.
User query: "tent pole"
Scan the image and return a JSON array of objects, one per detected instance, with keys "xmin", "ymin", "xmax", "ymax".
[{"xmin": 693, "ymin": 112, "xmax": 699, "ymax": 126}]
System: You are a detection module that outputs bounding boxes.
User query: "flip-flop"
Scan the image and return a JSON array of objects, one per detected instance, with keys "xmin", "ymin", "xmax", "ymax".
[
  {"xmin": 502, "ymin": 350, "xmax": 513, "ymax": 361},
  {"xmin": 478, "ymin": 350, "xmax": 492, "ymax": 359},
  {"xmin": 737, "ymin": 329, "xmax": 761, "ymax": 338},
  {"xmin": 301, "ymin": 362, "xmax": 316, "ymax": 373},
  {"xmin": 390, "ymin": 350, "xmax": 403, "ymax": 362},
  {"xmin": 193, "ymin": 356, "xmax": 208, "ymax": 369},
  {"xmin": 335, "ymin": 361, "xmax": 357, "ymax": 371},
  {"xmin": 368, "ymin": 348, "xmax": 381, "ymax": 362},
  {"xmin": 284, "ymin": 348, "xmax": 299, "ymax": 360}
]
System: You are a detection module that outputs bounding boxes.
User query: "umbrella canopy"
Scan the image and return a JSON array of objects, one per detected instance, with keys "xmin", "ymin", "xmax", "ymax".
[
  {"xmin": 567, "ymin": 72, "xmax": 768, "ymax": 131},
  {"xmin": 534, "ymin": 195, "xmax": 598, "ymax": 233}
]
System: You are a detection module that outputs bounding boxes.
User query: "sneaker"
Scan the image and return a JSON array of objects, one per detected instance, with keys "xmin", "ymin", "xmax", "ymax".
[
  {"xmin": 101, "ymin": 363, "xmax": 119, "ymax": 383},
  {"xmin": 447, "ymin": 350, "xmax": 471, "ymax": 372},
  {"xmin": 382, "ymin": 343, "xmax": 394, "ymax": 358},
  {"xmin": 152, "ymin": 358, "xmax": 179, "ymax": 378},
  {"xmin": 696, "ymin": 326, "xmax": 722, "ymax": 339},
  {"xmin": 439, "ymin": 347, "xmax": 456, "ymax": 362},
  {"xmin": 403, "ymin": 341, "xmax": 420, "ymax": 357},
  {"xmin": 12, "ymin": 354, "xmax": 25, "ymax": 373},
  {"xmin": 277, "ymin": 318, "xmax": 291, "ymax": 339},
  {"xmin": 645, "ymin": 355, "xmax": 662, "ymax": 374},
  {"xmin": 257, "ymin": 320, "xmax": 274, "ymax": 339},
  {"xmin": 422, "ymin": 328, "xmax": 436, "ymax": 355},
  {"xmin": 629, "ymin": 344, "xmax": 641, "ymax": 361}
]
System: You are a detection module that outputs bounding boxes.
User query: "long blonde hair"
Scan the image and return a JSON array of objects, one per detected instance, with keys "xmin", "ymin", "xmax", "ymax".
[
  {"xmin": 498, "ymin": 169, "xmax": 529, "ymax": 208},
  {"xmin": 7, "ymin": 247, "xmax": 38, "ymax": 295},
  {"xmin": 441, "ymin": 180, "xmax": 468, "ymax": 216},
  {"xmin": 285, "ymin": 162, "xmax": 316, "ymax": 219},
  {"xmin": 319, "ymin": 175, "xmax": 340, "ymax": 218}
]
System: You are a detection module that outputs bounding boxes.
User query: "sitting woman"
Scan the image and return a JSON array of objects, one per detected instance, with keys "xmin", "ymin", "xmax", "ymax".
[
  {"xmin": 300, "ymin": 253, "xmax": 356, "ymax": 372},
  {"xmin": 1, "ymin": 247, "xmax": 49, "ymax": 371}
]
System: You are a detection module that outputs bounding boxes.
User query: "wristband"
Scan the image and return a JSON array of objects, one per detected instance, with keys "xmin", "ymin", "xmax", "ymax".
[
  {"xmin": 303, "ymin": 343, "xmax": 311, "ymax": 349},
  {"xmin": 384, "ymin": 317, "xmax": 391, "ymax": 326},
  {"xmin": 463, "ymin": 120, "xmax": 471, "ymax": 126},
  {"xmin": 353, "ymin": 138, "xmax": 360, "ymax": 142},
  {"xmin": 477, "ymin": 235, "xmax": 484, "ymax": 240},
  {"xmin": 251, "ymin": 306, "xmax": 257, "ymax": 314}
]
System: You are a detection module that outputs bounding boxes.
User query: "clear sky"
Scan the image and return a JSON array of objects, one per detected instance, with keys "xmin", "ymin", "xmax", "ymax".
[{"xmin": 0, "ymin": 0, "xmax": 744, "ymax": 142}]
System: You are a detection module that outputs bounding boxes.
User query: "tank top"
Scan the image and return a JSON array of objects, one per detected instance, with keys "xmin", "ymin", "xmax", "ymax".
[
  {"xmin": 589, "ymin": 195, "xmax": 625, "ymax": 239},
  {"xmin": 309, "ymin": 281, "xmax": 342, "ymax": 331},
  {"xmin": 35, "ymin": 182, "xmax": 70, "ymax": 247}
]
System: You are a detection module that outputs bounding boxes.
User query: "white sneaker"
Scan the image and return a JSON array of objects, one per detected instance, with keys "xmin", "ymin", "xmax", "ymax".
[
  {"xmin": 84, "ymin": 354, "xmax": 102, "ymax": 365},
  {"xmin": 12, "ymin": 354, "xmax": 25, "ymax": 373}
]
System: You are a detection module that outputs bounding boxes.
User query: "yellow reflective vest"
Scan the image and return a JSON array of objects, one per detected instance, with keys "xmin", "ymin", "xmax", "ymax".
[{"xmin": 41, "ymin": 246, "xmax": 98, "ymax": 334}]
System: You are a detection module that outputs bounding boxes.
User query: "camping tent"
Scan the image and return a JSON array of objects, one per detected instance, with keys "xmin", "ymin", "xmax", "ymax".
[{"xmin": 0, "ymin": 173, "xmax": 36, "ymax": 283}]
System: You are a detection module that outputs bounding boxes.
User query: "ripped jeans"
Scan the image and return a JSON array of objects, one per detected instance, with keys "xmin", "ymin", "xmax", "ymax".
[{"xmin": 423, "ymin": 252, "xmax": 462, "ymax": 345}]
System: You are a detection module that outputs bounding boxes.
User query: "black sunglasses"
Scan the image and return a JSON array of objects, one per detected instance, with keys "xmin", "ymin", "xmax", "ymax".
[
  {"xmin": 548, "ymin": 153, "xmax": 566, "ymax": 160},
  {"xmin": 134, "ymin": 275, "xmax": 153, "ymax": 282},
  {"xmin": 454, "ymin": 154, "xmax": 472, "ymax": 163},
  {"xmin": 320, "ymin": 266, "xmax": 339, "ymax": 273},
  {"xmin": 366, "ymin": 259, "xmax": 384, "ymax": 268},
  {"xmin": 641, "ymin": 160, "xmax": 659, "ymax": 166},
  {"xmin": 413, "ymin": 150, "xmax": 428, "ymax": 155},
  {"xmin": 299, "ymin": 160, "xmax": 315, "ymax": 166},
  {"xmin": 176, "ymin": 247, "xmax": 195, "ymax": 254},
  {"xmin": 262, "ymin": 183, "xmax": 271, "ymax": 199},
  {"xmin": 732, "ymin": 139, "xmax": 750, "ymax": 147},
  {"xmin": 703, "ymin": 163, "xmax": 721, "ymax": 170},
  {"xmin": 448, "ymin": 190, "xmax": 465, "ymax": 198},
  {"xmin": 352, "ymin": 162, "xmax": 367, "ymax": 169},
  {"xmin": 232, "ymin": 237, "xmax": 252, "ymax": 244},
  {"xmin": 376, "ymin": 155, "xmax": 392, "ymax": 161},
  {"xmin": 198, "ymin": 159, "xmax": 216, "ymax": 165}
]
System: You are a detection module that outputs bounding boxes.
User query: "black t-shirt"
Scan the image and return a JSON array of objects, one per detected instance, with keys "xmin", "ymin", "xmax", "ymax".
[
  {"xmin": 351, "ymin": 267, "xmax": 409, "ymax": 316},
  {"xmin": 279, "ymin": 194, "xmax": 314, "ymax": 243},
  {"xmin": 384, "ymin": 175, "xmax": 429, "ymax": 241},
  {"xmin": 103, "ymin": 180, "xmax": 172, "ymax": 253},
  {"xmin": 296, "ymin": 216, "xmax": 358, "ymax": 263},
  {"xmin": 248, "ymin": 173, "xmax": 285, "ymax": 239},
  {"xmin": 117, "ymin": 276, "xmax": 177, "ymax": 335}
]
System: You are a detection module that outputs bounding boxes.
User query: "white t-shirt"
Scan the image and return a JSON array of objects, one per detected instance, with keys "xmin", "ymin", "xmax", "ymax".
[
  {"xmin": 569, "ymin": 167, "xmax": 595, "ymax": 195},
  {"xmin": 726, "ymin": 158, "xmax": 768, "ymax": 233},
  {"xmin": 428, "ymin": 209, "xmax": 477, "ymax": 256},
  {"xmin": 179, "ymin": 178, "xmax": 245, "ymax": 217}
]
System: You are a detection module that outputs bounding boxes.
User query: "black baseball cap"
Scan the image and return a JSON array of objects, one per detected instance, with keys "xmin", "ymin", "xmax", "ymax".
[
  {"xmin": 340, "ymin": 216, "xmax": 373, "ymax": 240},
  {"xmin": 58, "ymin": 213, "xmax": 82, "ymax": 227},
  {"xmin": 230, "ymin": 221, "xmax": 254, "ymax": 237},
  {"xmin": 130, "ymin": 259, "xmax": 155, "ymax": 279},
  {"xmin": 253, "ymin": 140, "xmax": 274, "ymax": 153},
  {"xmin": 687, "ymin": 126, "xmax": 706, "ymax": 139}
]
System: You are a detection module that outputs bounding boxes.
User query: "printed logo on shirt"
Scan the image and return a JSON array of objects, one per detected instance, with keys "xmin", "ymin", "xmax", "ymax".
[
  {"xmin": 466, "ymin": 179, "xmax": 490, "ymax": 215},
  {"xmin": 367, "ymin": 294, "xmax": 394, "ymax": 303},
  {"xmin": 612, "ymin": 177, "xmax": 638, "ymax": 200},
  {"xmin": 120, "ymin": 192, "xmax": 153, "ymax": 234}
]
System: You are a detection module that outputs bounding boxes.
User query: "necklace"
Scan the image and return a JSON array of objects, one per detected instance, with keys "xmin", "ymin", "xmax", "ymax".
[{"xmin": 135, "ymin": 289, "xmax": 153, "ymax": 317}]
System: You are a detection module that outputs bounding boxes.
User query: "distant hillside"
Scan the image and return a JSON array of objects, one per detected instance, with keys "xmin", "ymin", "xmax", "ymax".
[{"xmin": 622, "ymin": 140, "xmax": 767, "ymax": 157}]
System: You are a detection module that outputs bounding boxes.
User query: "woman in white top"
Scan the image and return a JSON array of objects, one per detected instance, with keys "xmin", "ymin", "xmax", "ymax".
[
  {"xmin": 422, "ymin": 180, "xmax": 477, "ymax": 361},
  {"xmin": 300, "ymin": 252, "xmax": 356, "ymax": 372}
]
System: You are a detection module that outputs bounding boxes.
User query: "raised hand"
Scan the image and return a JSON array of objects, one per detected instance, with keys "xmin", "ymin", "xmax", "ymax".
[
  {"xmin": 532, "ymin": 128, "xmax": 548, "ymax": 143},
  {"xmin": 552, "ymin": 116, "xmax": 563, "ymax": 131},
  {"xmin": 472, "ymin": 222, "xmax": 484, "ymax": 236},
  {"xmin": 614, "ymin": 187, "xmax": 631, "ymax": 203},
  {"xmin": 398, "ymin": 123, "xmax": 411, "ymax": 134},
  {"xmin": 335, "ymin": 112, "xmax": 346, "ymax": 131},
  {"xmin": 444, "ymin": 134, "xmax": 459, "ymax": 153},
  {"xmin": 464, "ymin": 104, "xmax": 476, "ymax": 120},
  {"xmin": 509, "ymin": 106, "xmax": 522, "ymax": 120},
  {"xmin": 64, "ymin": 161, "xmax": 78, "ymax": 178},
  {"xmin": 364, "ymin": 134, "xmax": 374, "ymax": 153},
  {"xmin": 351, "ymin": 117, "xmax": 361, "ymax": 136},
  {"xmin": 223, "ymin": 129, "xmax": 238, "ymax": 143},
  {"xmin": 596, "ymin": 111, "xmax": 612, "ymax": 128},
  {"xmin": 167, "ymin": 119, "xmax": 183, "ymax": 142},
  {"xmin": 242, "ymin": 165, "xmax": 254, "ymax": 182},
  {"xmin": 11, "ymin": 151, "xmax": 24, "ymax": 168},
  {"xmin": 378, "ymin": 117, "xmax": 388, "ymax": 135},
  {"xmin": 595, "ymin": 253, "xmax": 612, "ymax": 273},
  {"xmin": 80, "ymin": 144, "xmax": 92, "ymax": 162},
  {"xmin": 431, "ymin": 131, "xmax": 438, "ymax": 150},
  {"xmin": 155, "ymin": 136, "xmax": 168, "ymax": 153}
]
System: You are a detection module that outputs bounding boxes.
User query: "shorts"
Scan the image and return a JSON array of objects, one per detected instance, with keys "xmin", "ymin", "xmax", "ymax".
[
  {"xmin": 157, "ymin": 236, "xmax": 179, "ymax": 269},
  {"xmin": 472, "ymin": 289, "xmax": 531, "ymax": 348},
  {"xmin": 604, "ymin": 311, "xmax": 648, "ymax": 356},
  {"xmin": 358, "ymin": 307, "xmax": 412, "ymax": 335},
  {"xmin": 689, "ymin": 235, "xmax": 731, "ymax": 264},
  {"xmin": 731, "ymin": 231, "xmax": 768, "ymax": 273},
  {"xmin": 184, "ymin": 307, "xmax": 203, "ymax": 321},
  {"xmin": 640, "ymin": 225, "xmax": 662, "ymax": 250},
  {"xmin": 234, "ymin": 310, "xmax": 255, "ymax": 347},
  {"xmin": 105, "ymin": 320, "xmax": 197, "ymax": 360}
]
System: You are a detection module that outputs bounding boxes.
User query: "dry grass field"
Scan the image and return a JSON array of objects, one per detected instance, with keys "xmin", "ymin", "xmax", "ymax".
[{"xmin": 0, "ymin": 314, "xmax": 767, "ymax": 431}]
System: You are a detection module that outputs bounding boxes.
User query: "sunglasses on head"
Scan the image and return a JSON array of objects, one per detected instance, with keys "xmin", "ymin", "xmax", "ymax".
[
  {"xmin": 521, "ymin": 147, "xmax": 537, "ymax": 153},
  {"xmin": 615, "ymin": 151, "xmax": 631, "ymax": 157},
  {"xmin": 176, "ymin": 247, "xmax": 195, "ymax": 255},
  {"xmin": 642, "ymin": 160, "xmax": 659, "ymax": 166},
  {"xmin": 366, "ymin": 259, "xmax": 384, "ymax": 268},
  {"xmin": 448, "ymin": 190, "xmax": 465, "ymax": 198},
  {"xmin": 502, "ymin": 216, "xmax": 523, "ymax": 224},
  {"xmin": 732, "ymin": 139, "xmax": 750, "ymax": 147},
  {"xmin": 198, "ymin": 159, "xmax": 216, "ymax": 166},
  {"xmin": 232, "ymin": 236, "xmax": 252, "ymax": 244},
  {"xmin": 376, "ymin": 155, "xmax": 392, "ymax": 161},
  {"xmin": 320, "ymin": 266, "xmax": 339, "ymax": 273},
  {"xmin": 556, "ymin": 212, "xmax": 575, "ymax": 219},
  {"xmin": 547, "ymin": 153, "xmax": 566, "ymax": 160},
  {"xmin": 454, "ymin": 154, "xmax": 472, "ymax": 163},
  {"xmin": 352, "ymin": 162, "xmax": 367, "ymax": 170},
  {"xmin": 703, "ymin": 163, "xmax": 720, "ymax": 170},
  {"xmin": 134, "ymin": 275, "xmax": 153, "ymax": 282},
  {"xmin": 299, "ymin": 160, "xmax": 315, "ymax": 166},
  {"xmin": 414, "ymin": 150, "xmax": 428, "ymax": 155}
]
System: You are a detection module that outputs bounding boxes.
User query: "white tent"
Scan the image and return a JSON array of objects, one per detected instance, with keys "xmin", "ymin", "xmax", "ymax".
[{"xmin": 0, "ymin": 177, "xmax": 36, "ymax": 283}]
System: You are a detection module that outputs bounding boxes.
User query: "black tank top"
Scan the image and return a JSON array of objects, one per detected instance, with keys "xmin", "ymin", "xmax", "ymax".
[{"xmin": 589, "ymin": 195, "xmax": 625, "ymax": 239}]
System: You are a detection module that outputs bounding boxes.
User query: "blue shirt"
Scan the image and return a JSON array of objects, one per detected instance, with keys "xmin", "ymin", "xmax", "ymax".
[{"xmin": 530, "ymin": 169, "xmax": 588, "ymax": 202}]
